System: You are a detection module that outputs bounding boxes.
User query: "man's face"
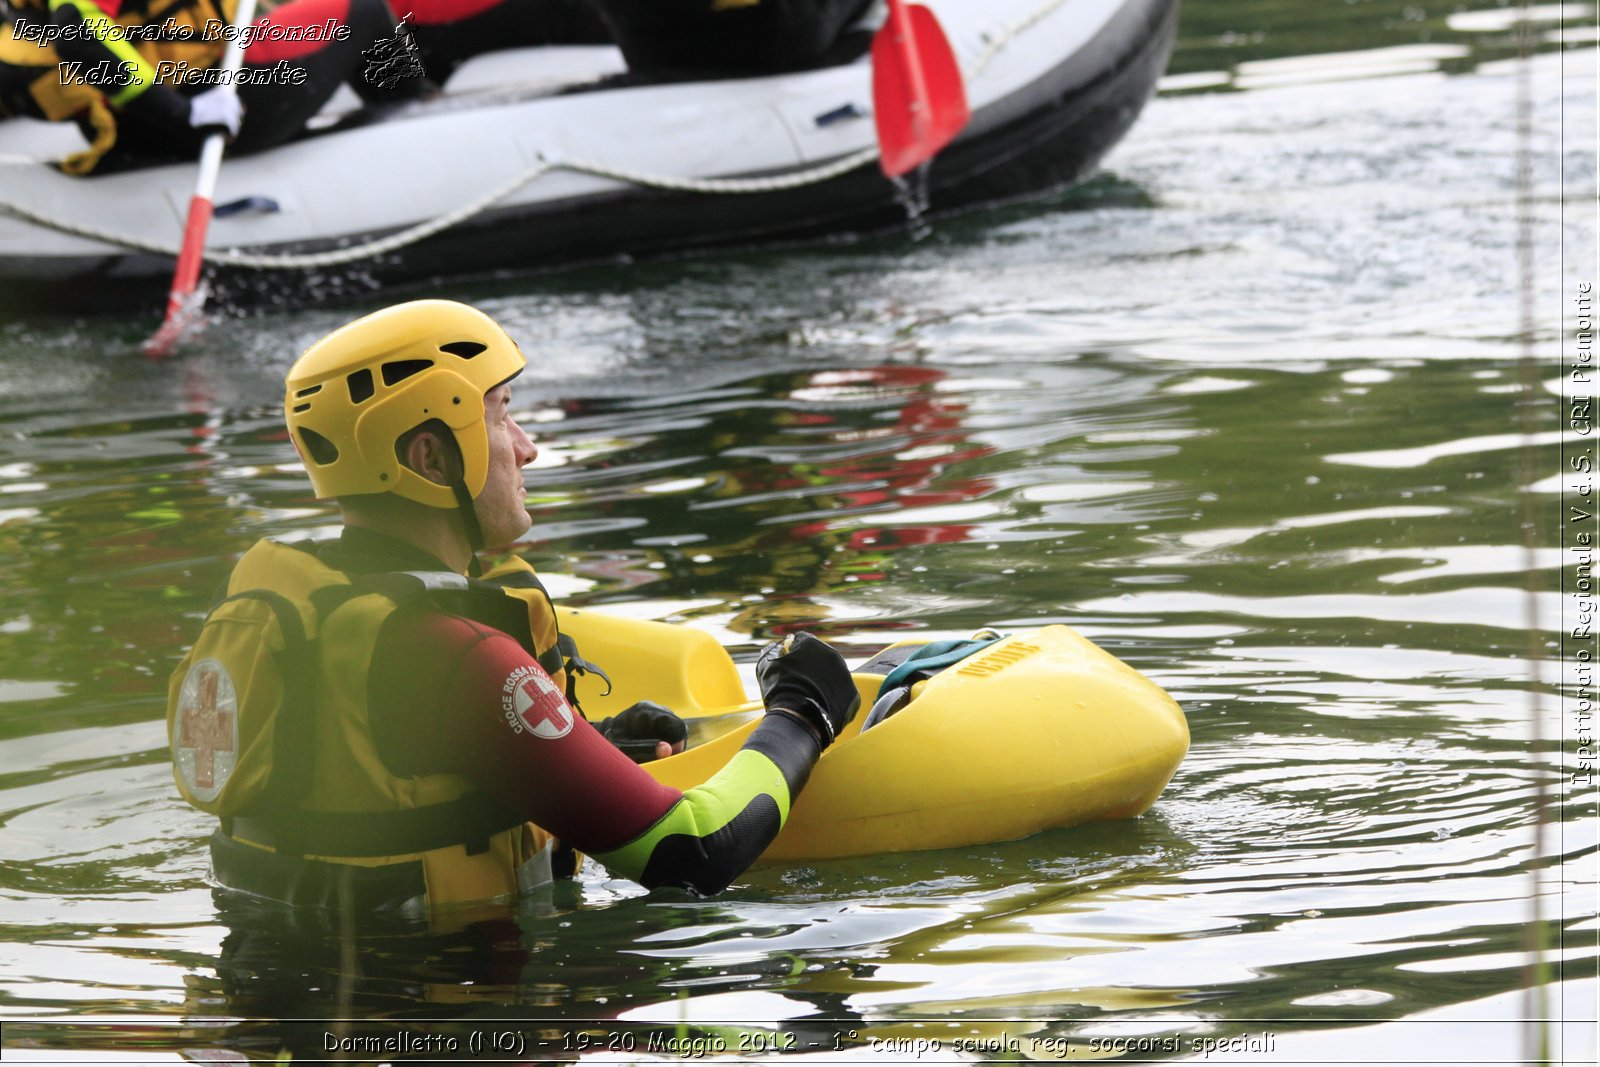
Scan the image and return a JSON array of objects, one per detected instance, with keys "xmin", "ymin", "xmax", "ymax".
[{"xmin": 473, "ymin": 383, "xmax": 537, "ymax": 548}]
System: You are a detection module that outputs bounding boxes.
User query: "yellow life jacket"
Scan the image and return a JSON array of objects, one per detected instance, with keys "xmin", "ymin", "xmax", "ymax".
[
  {"xmin": 167, "ymin": 539, "xmax": 588, "ymax": 921},
  {"xmin": 0, "ymin": 0, "xmax": 232, "ymax": 173}
]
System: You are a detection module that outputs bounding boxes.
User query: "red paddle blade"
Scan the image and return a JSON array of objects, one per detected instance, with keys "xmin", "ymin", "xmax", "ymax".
[
  {"xmin": 871, "ymin": 1, "xmax": 970, "ymax": 178},
  {"xmin": 143, "ymin": 191, "xmax": 216, "ymax": 358},
  {"xmin": 142, "ymin": 282, "xmax": 209, "ymax": 358}
]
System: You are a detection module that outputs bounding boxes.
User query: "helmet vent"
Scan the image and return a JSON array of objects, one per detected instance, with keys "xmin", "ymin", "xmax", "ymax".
[
  {"xmin": 294, "ymin": 384, "xmax": 322, "ymax": 398},
  {"xmin": 347, "ymin": 369, "xmax": 375, "ymax": 404},
  {"xmin": 298, "ymin": 428, "xmax": 340, "ymax": 466},
  {"xmin": 438, "ymin": 341, "xmax": 486, "ymax": 359},
  {"xmin": 382, "ymin": 359, "xmax": 433, "ymax": 386}
]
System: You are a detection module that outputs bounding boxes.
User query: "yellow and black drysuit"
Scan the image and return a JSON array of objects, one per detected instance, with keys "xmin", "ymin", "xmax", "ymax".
[
  {"xmin": 1, "ymin": 0, "xmax": 402, "ymax": 172},
  {"xmin": 168, "ymin": 530, "xmax": 823, "ymax": 921},
  {"xmin": 0, "ymin": 0, "xmax": 233, "ymax": 172}
]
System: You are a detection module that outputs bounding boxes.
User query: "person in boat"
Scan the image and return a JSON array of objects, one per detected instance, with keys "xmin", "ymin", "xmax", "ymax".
[
  {"xmin": 584, "ymin": 0, "xmax": 875, "ymax": 78},
  {"xmin": 167, "ymin": 298, "xmax": 860, "ymax": 921},
  {"xmin": 353, "ymin": 0, "xmax": 874, "ymax": 85},
  {"xmin": 0, "ymin": 0, "xmax": 400, "ymax": 174},
  {"xmin": 386, "ymin": 0, "xmax": 610, "ymax": 89}
]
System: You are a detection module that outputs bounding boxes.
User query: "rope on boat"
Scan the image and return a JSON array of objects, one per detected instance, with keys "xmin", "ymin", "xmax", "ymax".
[
  {"xmin": 556, "ymin": 146, "xmax": 880, "ymax": 194},
  {"xmin": 0, "ymin": 0, "xmax": 1066, "ymax": 270},
  {"xmin": 0, "ymin": 158, "xmax": 556, "ymax": 269},
  {"xmin": 0, "ymin": 144, "xmax": 882, "ymax": 270},
  {"xmin": 968, "ymin": 0, "xmax": 1070, "ymax": 78}
]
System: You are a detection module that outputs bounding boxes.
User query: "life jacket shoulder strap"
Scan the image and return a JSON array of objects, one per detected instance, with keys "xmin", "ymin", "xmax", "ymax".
[
  {"xmin": 447, "ymin": 563, "xmax": 614, "ymax": 709},
  {"xmin": 208, "ymin": 587, "xmax": 318, "ymax": 816},
  {"xmin": 555, "ymin": 631, "xmax": 610, "ymax": 702},
  {"xmin": 323, "ymin": 568, "xmax": 561, "ymax": 671},
  {"xmin": 356, "ymin": 566, "xmax": 611, "ymax": 710}
]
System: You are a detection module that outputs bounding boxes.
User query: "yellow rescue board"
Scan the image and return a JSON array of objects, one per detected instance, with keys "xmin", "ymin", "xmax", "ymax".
[{"xmin": 555, "ymin": 609, "xmax": 1188, "ymax": 862}]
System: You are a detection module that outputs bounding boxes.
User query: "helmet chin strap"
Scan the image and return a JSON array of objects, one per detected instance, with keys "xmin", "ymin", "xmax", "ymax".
[{"xmin": 451, "ymin": 479, "xmax": 485, "ymax": 578}]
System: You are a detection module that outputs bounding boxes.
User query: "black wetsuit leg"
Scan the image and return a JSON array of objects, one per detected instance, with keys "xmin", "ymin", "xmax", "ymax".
[
  {"xmin": 585, "ymin": 0, "xmax": 873, "ymax": 78},
  {"xmin": 404, "ymin": 0, "xmax": 611, "ymax": 87},
  {"xmin": 231, "ymin": 0, "xmax": 396, "ymax": 154}
]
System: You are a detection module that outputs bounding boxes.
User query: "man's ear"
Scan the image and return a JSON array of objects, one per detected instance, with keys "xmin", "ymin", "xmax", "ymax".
[{"xmin": 401, "ymin": 429, "xmax": 457, "ymax": 487}]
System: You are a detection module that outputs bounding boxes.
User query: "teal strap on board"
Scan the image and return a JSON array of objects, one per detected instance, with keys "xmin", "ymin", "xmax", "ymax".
[
  {"xmin": 862, "ymin": 633, "xmax": 1007, "ymax": 732},
  {"xmin": 876, "ymin": 636, "xmax": 1005, "ymax": 700}
]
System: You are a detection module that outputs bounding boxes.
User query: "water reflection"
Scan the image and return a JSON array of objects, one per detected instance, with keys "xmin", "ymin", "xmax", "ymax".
[
  {"xmin": 524, "ymin": 364, "xmax": 999, "ymax": 640},
  {"xmin": 2, "ymin": 342, "xmax": 1590, "ymax": 1059},
  {"xmin": 181, "ymin": 884, "xmax": 881, "ymax": 1061}
]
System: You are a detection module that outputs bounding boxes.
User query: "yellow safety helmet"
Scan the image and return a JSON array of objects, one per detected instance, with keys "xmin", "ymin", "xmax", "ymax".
[{"xmin": 285, "ymin": 300, "xmax": 526, "ymax": 510}]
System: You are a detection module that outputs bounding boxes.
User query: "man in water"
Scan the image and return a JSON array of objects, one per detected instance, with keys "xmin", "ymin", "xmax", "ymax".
[{"xmin": 168, "ymin": 299, "xmax": 858, "ymax": 921}]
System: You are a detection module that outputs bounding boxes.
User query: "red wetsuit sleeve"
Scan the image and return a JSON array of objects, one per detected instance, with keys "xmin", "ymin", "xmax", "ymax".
[{"xmin": 368, "ymin": 608, "xmax": 686, "ymax": 854}]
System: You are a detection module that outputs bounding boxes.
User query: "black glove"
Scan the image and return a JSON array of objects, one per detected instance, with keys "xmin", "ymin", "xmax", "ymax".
[
  {"xmin": 594, "ymin": 701, "xmax": 687, "ymax": 763},
  {"xmin": 755, "ymin": 632, "xmax": 860, "ymax": 749}
]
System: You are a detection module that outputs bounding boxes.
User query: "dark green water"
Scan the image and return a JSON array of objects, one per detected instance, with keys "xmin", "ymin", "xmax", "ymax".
[{"xmin": 0, "ymin": 1, "xmax": 1596, "ymax": 1063}]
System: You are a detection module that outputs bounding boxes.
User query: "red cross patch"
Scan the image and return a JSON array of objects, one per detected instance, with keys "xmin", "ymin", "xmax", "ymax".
[
  {"xmin": 175, "ymin": 658, "xmax": 238, "ymax": 803},
  {"xmin": 502, "ymin": 665, "xmax": 572, "ymax": 740}
]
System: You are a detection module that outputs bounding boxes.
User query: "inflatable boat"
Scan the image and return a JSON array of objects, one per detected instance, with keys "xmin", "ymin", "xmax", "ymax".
[
  {"xmin": 556, "ymin": 608, "xmax": 1189, "ymax": 862},
  {"xmin": 0, "ymin": 0, "xmax": 1179, "ymax": 312}
]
